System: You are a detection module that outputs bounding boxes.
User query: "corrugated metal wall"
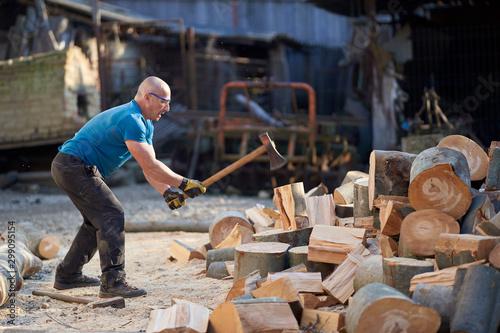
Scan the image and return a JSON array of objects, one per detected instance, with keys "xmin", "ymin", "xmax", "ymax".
[{"xmin": 101, "ymin": 0, "xmax": 352, "ymax": 48}]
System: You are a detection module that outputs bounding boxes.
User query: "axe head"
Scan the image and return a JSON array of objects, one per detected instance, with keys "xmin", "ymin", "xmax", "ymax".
[{"xmin": 259, "ymin": 132, "xmax": 287, "ymax": 170}]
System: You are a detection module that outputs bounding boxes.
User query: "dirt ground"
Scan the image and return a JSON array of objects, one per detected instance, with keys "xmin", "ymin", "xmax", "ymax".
[{"xmin": 0, "ymin": 181, "xmax": 276, "ymax": 331}]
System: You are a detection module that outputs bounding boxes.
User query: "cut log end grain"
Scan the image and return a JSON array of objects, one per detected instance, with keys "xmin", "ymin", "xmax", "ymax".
[
  {"xmin": 437, "ymin": 134, "xmax": 489, "ymax": 181},
  {"xmin": 399, "ymin": 209, "xmax": 460, "ymax": 258},
  {"xmin": 346, "ymin": 283, "xmax": 441, "ymax": 333},
  {"xmin": 36, "ymin": 235, "xmax": 60, "ymax": 259},
  {"xmin": 209, "ymin": 211, "xmax": 254, "ymax": 248},
  {"xmin": 409, "ymin": 164, "xmax": 472, "ymax": 219}
]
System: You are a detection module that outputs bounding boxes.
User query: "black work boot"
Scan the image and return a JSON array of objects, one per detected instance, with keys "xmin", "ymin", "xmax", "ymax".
[
  {"xmin": 99, "ymin": 280, "xmax": 147, "ymax": 299},
  {"xmin": 54, "ymin": 265, "xmax": 100, "ymax": 290}
]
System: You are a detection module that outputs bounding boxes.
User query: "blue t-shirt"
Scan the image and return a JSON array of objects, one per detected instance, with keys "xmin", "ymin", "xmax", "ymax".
[{"xmin": 59, "ymin": 100, "xmax": 153, "ymax": 178}]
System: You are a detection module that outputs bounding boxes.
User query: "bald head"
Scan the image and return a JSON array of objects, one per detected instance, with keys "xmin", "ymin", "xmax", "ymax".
[
  {"xmin": 134, "ymin": 76, "xmax": 171, "ymax": 121},
  {"xmin": 135, "ymin": 76, "xmax": 170, "ymax": 100}
]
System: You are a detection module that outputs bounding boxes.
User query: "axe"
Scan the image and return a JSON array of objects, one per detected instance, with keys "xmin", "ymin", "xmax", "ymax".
[{"xmin": 184, "ymin": 132, "xmax": 286, "ymax": 199}]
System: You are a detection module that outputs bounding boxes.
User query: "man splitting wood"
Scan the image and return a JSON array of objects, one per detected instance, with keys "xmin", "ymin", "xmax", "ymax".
[{"xmin": 51, "ymin": 76, "xmax": 206, "ymax": 298}]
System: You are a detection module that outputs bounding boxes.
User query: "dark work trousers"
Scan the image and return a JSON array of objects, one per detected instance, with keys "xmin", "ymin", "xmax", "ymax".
[{"xmin": 51, "ymin": 152, "xmax": 125, "ymax": 287}]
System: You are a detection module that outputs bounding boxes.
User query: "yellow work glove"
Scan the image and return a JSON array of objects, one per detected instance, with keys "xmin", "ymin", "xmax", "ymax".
[
  {"xmin": 163, "ymin": 187, "xmax": 185, "ymax": 210},
  {"xmin": 179, "ymin": 178, "xmax": 206, "ymax": 198}
]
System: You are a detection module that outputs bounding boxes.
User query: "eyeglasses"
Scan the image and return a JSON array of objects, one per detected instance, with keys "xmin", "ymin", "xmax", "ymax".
[{"xmin": 149, "ymin": 93, "xmax": 171, "ymax": 105}]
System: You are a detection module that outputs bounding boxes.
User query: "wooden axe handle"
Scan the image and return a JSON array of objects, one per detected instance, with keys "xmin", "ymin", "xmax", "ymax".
[
  {"xmin": 32, "ymin": 290, "xmax": 90, "ymax": 304},
  {"xmin": 183, "ymin": 145, "xmax": 267, "ymax": 199}
]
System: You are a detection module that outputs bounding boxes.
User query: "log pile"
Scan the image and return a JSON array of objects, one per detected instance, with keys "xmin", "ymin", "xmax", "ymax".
[{"xmin": 151, "ymin": 135, "xmax": 500, "ymax": 333}]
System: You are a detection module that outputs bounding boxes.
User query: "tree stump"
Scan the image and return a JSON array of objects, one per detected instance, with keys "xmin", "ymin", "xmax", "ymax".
[
  {"xmin": 412, "ymin": 284, "xmax": 453, "ymax": 333},
  {"xmin": 437, "ymin": 134, "xmax": 489, "ymax": 181},
  {"xmin": 409, "ymin": 147, "xmax": 471, "ymax": 219},
  {"xmin": 368, "ymin": 150, "xmax": 416, "ymax": 211},
  {"xmin": 398, "ymin": 209, "xmax": 460, "ymax": 259},
  {"xmin": 209, "ymin": 211, "xmax": 254, "ymax": 248},
  {"xmin": 234, "ymin": 242, "xmax": 290, "ymax": 281},
  {"xmin": 450, "ymin": 265, "xmax": 500, "ymax": 333},
  {"xmin": 353, "ymin": 255, "xmax": 383, "ymax": 292},
  {"xmin": 345, "ymin": 283, "xmax": 441, "ymax": 333},
  {"xmin": 383, "ymin": 257, "xmax": 434, "ymax": 296}
]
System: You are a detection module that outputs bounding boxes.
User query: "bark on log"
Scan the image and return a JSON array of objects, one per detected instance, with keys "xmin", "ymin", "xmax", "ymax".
[
  {"xmin": 345, "ymin": 283, "xmax": 441, "ymax": 333},
  {"xmin": 353, "ymin": 255, "xmax": 383, "ymax": 292},
  {"xmin": 308, "ymin": 225, "xmax": 367, "ymax": 264},
  {"xmin": 209, "ymin": 211, "xmax": 254, "ymax": 248},
  {"xmin": 208, "ymin": 298, "xmax": 300, "ymax": 333},
  {"xmin": 409, "ymin": 147, "xmax": 472, "ymax": 219},
  {"xmin": 206, "ymin": 262, "xmax": 230, "ymax": 280},
  {"xmin": 234, "ymin": 242, "xmax": 290, "ymax": 281},
  {"xmin": 305, "ymin": 194, "xmax": 336, "ymax": 226},
  {"xmin": 383, "ymin": 257, "xmax": 434, "ymax": 297},
  {"xmin": 147, "ymin": 303, "xmax": 209, "ymax": 333},
  {"xmin": 412, "ymin": 284, "xmax": 453, "ymax": 333},
  {"xmin": 252, "ymin": 227, "xmax": 312, "ymax": 247},
  {"xmin": 486, "ymin": 143, "xmax": 500, "ymax": 191},
  {"xmin": 305, "ymin": 183, "xmax": 329, "ymax": 197},
  {"xmin": 437, "ymin": 134, "xmax": 489, "ymax": 181},
  {"xmin": 274, "ymin": 183, "xmax": 308, "ymax": 230},
  {"xmin": 450, "ymin": 265, "xmax": 500, "ymax": 333},
  {"xmin": 434, "ymin": 233, "xmax": 499, "ymax": 269},
  {"xmin": 335, "ymin": 204, "xmax": 354, "ymax": 218},
  {"xmin": 353, "ymin": 177, "xmax": 371, "ymax": 218},
  {"xmin": 288, "ymin": 246, "xmax": 335, "ymax": 280},
  {"xmin": 205, "ymin": 247, "xmax": 235, "ymax": 270},
  {"xmin": 368, "ymin": 150, "xmax": 416, "ymax": 211},
  {"xmin": 398, "ymin": 209, "xmax": 460, "ymax": 259},
  {"xmin": 461, "ymin": 194, "xmax": 495, "ymax": 234}
]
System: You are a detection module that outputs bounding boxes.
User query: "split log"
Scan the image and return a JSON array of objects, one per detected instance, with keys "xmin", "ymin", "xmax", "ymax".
[
  {"xmin": 341, "ymin": 170, "xmax": 369, "ymax": 186},
  {"xmin": 208, "ymin": 298, "xmax": 300, "ymax": 333},
  {"xmin": 198, "ymin": 242, "xmax": 212, "ymax": 259},
  {"xmin": 321, "ymin": 243, "xmax": 371, "ymax": 304},
  {"xmin": 225, "ymin": 261, "xmax": 234, "ymax": 276},
  {"xmin": 354, "ymin": 216, "xmax": 374, "ymax": 230},
  {"xmin": 209, "ymin": 211, "xmax": 254, "ymax": 248},
  {"xmin": 252, "ymin": 227, "xmax": 312, "ymax": 247},
  {"xmin": 169, "ymin": 240, "xmax": 205, "ymax": 261},
  {"xmin": 299, "ymin": 293, "xmax": 320, "ymax": 309},
  {"xmin": 205, "ymin": 247, "xmax": 235, "ymax": 270},
  {"xmin": 305, "ymin": 182, "xmax": 329, "ymax": 197},
  {"xmin": 409, "ymin": 147, "xmax": 472, "ymax": 219},
  {"xmin": 301, "ymin": 309, "xmax": 345, "ymax": 332},
  {"xmin": 288, "ymin": 246, "xmax": 335, "ymax": 279},
  {"xmin": 234, "ymin": 242, "xmax": 290, "ymax": 281},
  {"xmin": 461, "ymin": 194, "xmax": 495, "ymax": 234},
  {"xmin": 353, "ymin": 255, "xmax": 383, "ymax": 292},
  {"xmin": 335, "ymin": 204, "xmax": 354, "ymax": 218},
  {"xmin": 368, "ymin": 150, "xmax": 416, "ymax": 211},
  {"xmin": 411, "ymin": 284, "xmax": 453, "ymax": 333},
  {"xmin": 0, "ymin": 238, "xmax": 42, "ymax": 279},
  {"xmin": 333, "ymin": 181, "xmax": 355, "ymax": 204},
  {"xmin": 450, "ymin": 265, "xmax": 500, "ymax": 333},
  {"xmin": 316, "ymin": 295, "xmax": 338, "ymax": 308},
  {"xmin": 250, "ymin": 276, "xmax": 303, "ymax": 319},
  {"xmin": 489, "ymin": 243, "xmax": 500, "ymax": 269},
  {"xmin": 337, "ymin": 216, "xmax": 355, "ymax": 227},
  {"xmin": 225, "ymin": 269, "xmax": 261, "ymax": 301},
  {"xmin": 265, "ymin": 272, "xmax": 323, "ymax": 294},
  {"xmin": 146, "ymin": 303, "xmax": 209, "ymax": 333},
  {"xmin": 274, "ymin": 182, "xmax": 308, "ymax": 230},
  {"xmin": 305, "ymin": 194, "xmax": 336, "ymax": 226},
  {"xmin": 383, "ymin": 257, "xmax": 434, "ymax": 296},
  {"xmin": 308, "ymin": 225, "xmax": 367, "ymax": 264},
  {"xmin": 345, "ymin": 283, "xmax": 441, "ymax": 333},
  {"xmin": 214, "ymin": 224, "xmax": 245, "ymax": 249},
  {"xmin": 376, "ymin": 233, "xmax": 397, "ymax": 258},
  {"xmin": 378, "ymin": 200, "xmax": 414, "ymax": 236},
  {"xmin": 398, "ymin": 209, "xmax": 460, "ymax": 259},
  {"xmin": 476, "ymin": 221, "xmax": 500, "ymax": 236},
  {"xmin": 353, "ymin": 177, "xmax": 371, "ymax": 218},
  {"xmin": 245, "ymin": 204, "xmax": 275, "ymax": 230},
  {"xmin": 437, "ymin": 134, "xmax": 489, "ymax": 181},
  {"xmin": 125, "ymin": 219, "xmax": 211, "ymax": 233},
  {"xmin": 434, "ymin": 233, "xmax": 499, "ymax": 269},
  {"xmin": 206, "ymin": 262, "xmax": 230, "ymax": 280},
  {"xmin": 409, "ymin": 260, "xmax": 486, "ymax": 293},
  {"xmin": 486, "ymin": 141, "xmax": 500, "ymax": 190}
]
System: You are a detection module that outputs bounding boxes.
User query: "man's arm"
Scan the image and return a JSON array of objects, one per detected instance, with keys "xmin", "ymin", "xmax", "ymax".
[{"xmin": 125, "ymin": 139, "xmax": 183, "ymax": 194}]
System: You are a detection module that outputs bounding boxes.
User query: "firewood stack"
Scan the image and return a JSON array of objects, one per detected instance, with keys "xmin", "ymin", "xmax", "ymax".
[{"xmin": 157, "ymin": 135, "xmax": 500, "ymax": 333}]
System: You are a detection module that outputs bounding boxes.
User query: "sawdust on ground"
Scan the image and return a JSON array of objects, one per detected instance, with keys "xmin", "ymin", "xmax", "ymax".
[{"xmin": 0, "ymin": 182, "xmax": 275, "ymax": 331}]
